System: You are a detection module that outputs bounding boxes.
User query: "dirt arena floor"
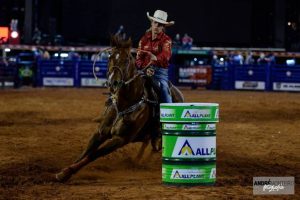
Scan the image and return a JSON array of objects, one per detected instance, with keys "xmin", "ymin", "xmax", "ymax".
[{"xmin": 0, "ymin": 87, "xmax": 299, "ymax": 199}]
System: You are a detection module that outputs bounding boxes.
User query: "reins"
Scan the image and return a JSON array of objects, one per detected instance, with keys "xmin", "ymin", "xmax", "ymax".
[{"xmin": 93, "ymin": 46, "xmax": 158, "ymax": 125}]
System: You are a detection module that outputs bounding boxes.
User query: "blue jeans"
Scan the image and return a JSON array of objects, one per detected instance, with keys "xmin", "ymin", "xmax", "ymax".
[{"xmin": 152, "ymin": 66, "xmax": 172, "ymax": 103}]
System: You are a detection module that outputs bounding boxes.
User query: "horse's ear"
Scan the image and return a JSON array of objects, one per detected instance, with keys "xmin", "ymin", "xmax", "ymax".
[
  {"xmin": 110, "ymin": 34, "xmax": 118, "ymax": 47},
  {"xmin": 122, "ymin": 37, "xmax": 132, "ymax": 49},
  {"xmin": 127, "ymin": 37, "xmax": 132, "ymax": 47}
]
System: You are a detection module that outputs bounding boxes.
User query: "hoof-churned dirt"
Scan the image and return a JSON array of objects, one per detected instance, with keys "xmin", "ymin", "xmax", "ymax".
[{"xmin": 0, "ymin": 88, "xmax": 299, "ymax": 199}]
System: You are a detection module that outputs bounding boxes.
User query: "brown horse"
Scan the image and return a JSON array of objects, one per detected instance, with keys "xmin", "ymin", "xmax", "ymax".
[{"xmin": 55, "ymin": 36, "xmax": 184, "ymax": 182}]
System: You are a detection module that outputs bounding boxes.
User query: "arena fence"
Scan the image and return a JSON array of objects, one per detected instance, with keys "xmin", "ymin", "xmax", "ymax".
[
  {"xmin": 0, "ymin": 62, "xmax": 18, "ymax": 88},
  {"xmin": 36, "ymin": 60, "xmax": 107, "ymax": 87},
  {"xmin": 217, "ymin": 64, "xmax": 300, "ymax": 91},
  {"xmin": 2, "ymin": 58, "xmax": 300, "ymax": 92},
  {"xmin": 78, "ymin": 61, "xmax": 107, "ymax": 87},
  {"xmin": 37, "ymin": 60, "xmax": 77, "ymax": 87},
  {"xmin": 32, "ymin": 60, "xmax": 300, "ymax": 92}
]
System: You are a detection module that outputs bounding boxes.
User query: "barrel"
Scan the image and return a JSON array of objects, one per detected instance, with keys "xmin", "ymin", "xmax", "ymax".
[{"xmin": 160, "ymin": 103, "xmax": 219, "ymax": 185}]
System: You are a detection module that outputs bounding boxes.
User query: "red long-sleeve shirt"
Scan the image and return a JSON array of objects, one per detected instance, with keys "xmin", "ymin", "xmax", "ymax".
[{"xmin": 136, "ymin": 31, "xmax": 172, "ymax": 68}]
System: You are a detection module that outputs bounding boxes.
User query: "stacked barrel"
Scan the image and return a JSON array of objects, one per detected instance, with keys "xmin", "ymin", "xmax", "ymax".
[{"xmin": 160, "ymin": 103, "xmax": 219, "ymax": 185}]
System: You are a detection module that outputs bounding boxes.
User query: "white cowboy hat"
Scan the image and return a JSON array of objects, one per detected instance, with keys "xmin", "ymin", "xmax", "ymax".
[{"xmin": 147, "ymin": 10, "xmax": 175, "ymax": 26}]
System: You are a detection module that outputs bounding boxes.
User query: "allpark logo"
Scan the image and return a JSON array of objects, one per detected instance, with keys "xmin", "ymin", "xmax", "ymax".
[
  {"xmin": 181, "ymin": 109, "xmax": 211, "ymax": 119},
  {"xmin": 178, "ymin": 140, "xmax": 216, "ymax": 156},
  {"xmin": 171, "ymin": 169, "xmax": 203, "ymax": 179},
  {"xmin": 178, "ymin": 140, "xmax": 195, "ymax": 155}
]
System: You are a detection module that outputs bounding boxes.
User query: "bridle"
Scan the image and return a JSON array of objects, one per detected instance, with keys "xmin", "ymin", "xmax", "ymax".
[
  {"xmin": 92, "ymin": 47, "xmax": 153, "ymax": 86},
  {"xmin": 106, "ymin": 49, "xmax": 132, "ymax": 92},
  {"xmin": 93, "ymin": 47, "xmax": 157, "ymax": 125}
]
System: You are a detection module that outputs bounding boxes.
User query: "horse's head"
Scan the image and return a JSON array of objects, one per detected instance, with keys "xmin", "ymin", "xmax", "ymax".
[{"xmin": 107, "ymin": 36, "xmax": 134, "ymax": 94}]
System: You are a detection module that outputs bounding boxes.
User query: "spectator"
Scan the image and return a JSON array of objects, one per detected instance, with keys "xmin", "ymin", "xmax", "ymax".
[
  {"xmin": 42, "ymin": 49, "xmax": 50, "ymax": 60},
  {"xmin": 31, "ymin": 47, "xmax": 42, "ymax": 59},
  {"xmin": 232, "ymin": 51, "xmax": 244, "ymax": 65},
  {"xmin": 212, "ymin": 54, "xmax": 219, "ymax": 66},
  {"xmin": 257, "ymin": 53, "xmax": 268, "ymax": 65},
  {"xmin": 91, "ymin": 52, "xmax": 100, "ymax": 62},
  {"xmin": 83, "ymin": 53, "xmax": 89, "ymax": 60},
  {"xmin": 99, "ymin": 51, "xmax": 109, "ymax": 61},
  {"xmin": 173, "ymin": 33, "xmax": 181, "ymax": 48},
  {"xmin": 266, "ymin": 53, "xmax": 276, "ymax": 64},
  {"xmin": 1, "ymin": 57, "xmax": 9, "ymax": 67},
  {"xmin": 182, "ymin": 33, "xmax": 193, "ymax": 49},
  {"xmin": 32, "ymin": 27, "xmax": 42, "ymax": 45},
  {"xmin": 225, "ymin": 51, "xmax": 234, "ymax": 65},
  {"xmin": 69, "ymin": 47, "xmax": 80, "ymax": 60},
  {"xmin": 245, "ymin": 51, "xmax": 255, "ymax": 65}
]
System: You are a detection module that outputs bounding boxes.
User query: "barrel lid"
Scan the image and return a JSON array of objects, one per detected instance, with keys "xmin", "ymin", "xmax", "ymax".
[
  {"xmin": 160, "ymin": 103, "xmax": 219, "ymax": 123},
  {"xmin": 160, "ymin": 103, "xmax": 219, "ymax": 106}
]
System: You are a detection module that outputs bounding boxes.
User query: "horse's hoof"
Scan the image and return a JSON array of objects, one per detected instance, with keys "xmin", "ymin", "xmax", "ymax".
[{"xmin": 55, "ymin": 167, "xmax": 74, "ymax": 183}]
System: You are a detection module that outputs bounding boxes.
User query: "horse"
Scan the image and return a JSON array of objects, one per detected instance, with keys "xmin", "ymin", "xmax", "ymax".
[{"xmin": 55, "ymin": 36, "xmax": 184, "ymax": 182}]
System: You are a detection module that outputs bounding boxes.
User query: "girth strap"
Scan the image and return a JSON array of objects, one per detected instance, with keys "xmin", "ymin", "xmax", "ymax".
[{"xmin": 118, "ymin": 99, "xmax": 145, "ymax": 117}]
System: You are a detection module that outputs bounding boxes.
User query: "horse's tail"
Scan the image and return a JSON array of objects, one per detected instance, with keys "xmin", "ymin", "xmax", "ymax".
[{"xmin": 169, "ymin": 82, "xmax": 184, "ymax": 103}]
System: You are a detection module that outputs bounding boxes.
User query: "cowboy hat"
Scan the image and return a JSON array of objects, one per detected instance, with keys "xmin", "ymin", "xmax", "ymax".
[{"xmin": 147, "ymin": 10, "xmax": 175, "ymax": 26}]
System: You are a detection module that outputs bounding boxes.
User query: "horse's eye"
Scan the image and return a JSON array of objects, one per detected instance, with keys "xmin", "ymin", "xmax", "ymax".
[{"xmin": 112, "ymin": 81, "xmax": 117, "ymax": 85}]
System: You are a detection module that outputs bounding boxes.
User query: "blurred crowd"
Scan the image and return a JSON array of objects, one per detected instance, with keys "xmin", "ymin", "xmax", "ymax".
[
  {"xmin": 173, "ymin": 33, "xmax": 194, "ymax": 49},
  {"xmin": 212, "ymin": 51, "xmax": 278, "ymax": 66}
]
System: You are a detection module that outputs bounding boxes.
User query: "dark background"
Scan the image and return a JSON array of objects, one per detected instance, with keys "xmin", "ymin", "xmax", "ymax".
[{"xmin": 0, "ymin": 0, "xmax": 300, "ymax": 50}]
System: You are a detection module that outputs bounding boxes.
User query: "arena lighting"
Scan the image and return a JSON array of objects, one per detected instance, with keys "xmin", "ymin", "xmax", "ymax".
[
  {"xmin": 287, "ymin": 22, "xmax": 291, "ymax": 26},
  {"xmin": 54, "ymin": 53, "xmax": 68, "ymax": 58},
  {"xmin": 286, "ymin": 59, "xmax": 295, "ymax": 66},
  {"xmin": 60, "ymin": 53, "xmax": 68, "ymax": 58},
  {"xmin": 4, "ymin": 48, "xmax": 11, "ymax": 52},
  {"xmin": 10, "ymin": 31, "xmax": 19, "ymax": 38},
  {"xmin": 0, "ymin": 26, "xmax": 9, "ymax": 42}
]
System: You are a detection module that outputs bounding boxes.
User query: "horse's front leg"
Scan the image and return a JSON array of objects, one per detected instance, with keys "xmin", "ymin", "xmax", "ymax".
[
  {"xmin": 55, "ymin": 117, "xmax": 131, "ymax": 183},
  {"xmin": 87, "ymin": 135, "xmax": 125, "ymax": 161},
  {"xmin": 55, "ymin": 109, "xmax": 116, "ymax": 182},
  {"xmin": 75, "ymin": 105, "xmax": 117, "ymax": 162},
  {"xmin": 55, "ymin": 129, "xmax": 112, "ymax": 183},
  {"xmin": 74, "ymin": 129, "xmax": 111, "ymax": 163}
]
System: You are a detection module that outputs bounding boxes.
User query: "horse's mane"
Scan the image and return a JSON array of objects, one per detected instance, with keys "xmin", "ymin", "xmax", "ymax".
[{"xmin": 110, "ymin": 35, "xmax": 132, "ymax": 49}]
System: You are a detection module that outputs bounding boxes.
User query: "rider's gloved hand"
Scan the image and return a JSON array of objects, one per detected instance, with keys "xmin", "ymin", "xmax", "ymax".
[{"xmin": 146, "ymin": 67, "xmax": 155, "ymax": 77}]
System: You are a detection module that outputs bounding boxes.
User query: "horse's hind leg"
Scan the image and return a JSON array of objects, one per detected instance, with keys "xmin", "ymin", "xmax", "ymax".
[{"xmin": 135, "ymin": 140, "xmax": 149, "ymax": 163}]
